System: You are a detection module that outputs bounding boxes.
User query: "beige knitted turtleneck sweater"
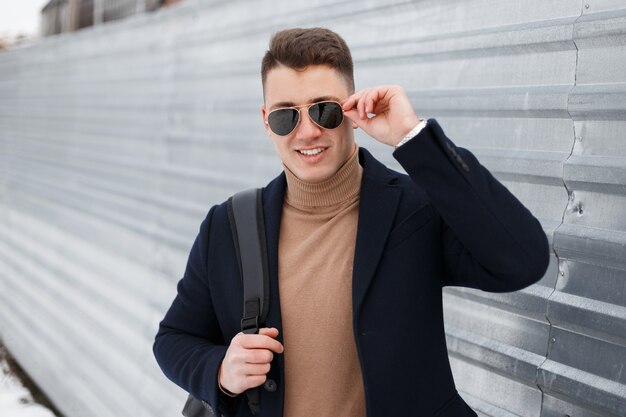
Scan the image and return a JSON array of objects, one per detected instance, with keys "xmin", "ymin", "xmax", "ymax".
[{"xmin": 278, "ymin": 147, "xmax": 366, "ymax": 417}]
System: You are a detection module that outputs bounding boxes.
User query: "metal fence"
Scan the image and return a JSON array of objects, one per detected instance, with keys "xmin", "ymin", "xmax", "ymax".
[{"xmin": 0, "ymin": 0, "xmax": 624, "ymax": 416}]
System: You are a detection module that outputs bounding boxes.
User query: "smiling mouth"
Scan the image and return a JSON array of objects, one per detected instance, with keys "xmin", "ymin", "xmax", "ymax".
[{"xmin": 297, "ymin": 147, "xmax": 326, "ymax": 156}]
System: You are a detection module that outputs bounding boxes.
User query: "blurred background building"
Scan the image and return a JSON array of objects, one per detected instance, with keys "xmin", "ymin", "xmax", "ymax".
[{"xmin": 40, "ymin": 0, "xmax": 180, "ymax": 36}]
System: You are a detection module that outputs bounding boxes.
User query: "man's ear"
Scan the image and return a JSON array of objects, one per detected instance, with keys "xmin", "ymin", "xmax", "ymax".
[{"xmin": 261, "ymin": 105, "xmax": 271, "ymax": 135}]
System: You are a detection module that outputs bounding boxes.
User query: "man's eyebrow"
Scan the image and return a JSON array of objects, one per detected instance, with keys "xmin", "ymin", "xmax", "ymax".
[
  {"xmin": 269, "ymin": 95, "xmax": 342, "ymax": 110},
  {"xmin": 311, "ymin": 95, "xmax": 341, "ymax": 103},
  {"xmin": 270, "ymin": 101, "xmax": 296, "ymax": 110}
]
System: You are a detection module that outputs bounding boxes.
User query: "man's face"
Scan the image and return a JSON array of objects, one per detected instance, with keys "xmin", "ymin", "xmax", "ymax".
[{"xmin": 261, "ymin": 65, "xmax": 355, "ymax": 183}]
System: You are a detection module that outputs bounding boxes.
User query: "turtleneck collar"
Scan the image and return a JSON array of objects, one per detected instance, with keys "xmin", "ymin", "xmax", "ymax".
[{"xmin": 283, "ymin": 146, "xmax": 363, "ymax": 208}]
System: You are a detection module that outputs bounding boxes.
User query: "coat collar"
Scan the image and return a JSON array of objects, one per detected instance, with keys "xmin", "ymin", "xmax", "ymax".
[{"xmin": 261, "ymin": 147, "xmax": 402, "ymax": 325}]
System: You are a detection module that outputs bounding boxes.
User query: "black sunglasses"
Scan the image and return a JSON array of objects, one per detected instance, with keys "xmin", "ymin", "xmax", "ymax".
[{"xmin": 266, "ymin": 101, "xmax": 344, "ymax": 136}]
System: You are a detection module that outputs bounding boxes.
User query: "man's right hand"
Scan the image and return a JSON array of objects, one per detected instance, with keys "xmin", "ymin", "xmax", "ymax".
[{"xmin": 218, "ymin": 327, "xmax": 284, "ymax": 395}]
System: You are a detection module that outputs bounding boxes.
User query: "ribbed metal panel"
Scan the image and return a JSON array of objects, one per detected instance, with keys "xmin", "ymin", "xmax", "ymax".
[
  {"xmin": 0, "ymin": 1, "xmax": 624, "ymax": 417},
  {"xmin": 540, "ymin": 2, "xmax": 626, "ymax": 416}
]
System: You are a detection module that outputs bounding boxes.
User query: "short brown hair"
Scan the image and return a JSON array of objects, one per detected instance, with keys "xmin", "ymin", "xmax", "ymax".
[{"xmin": 261, "ymin": 27, "xmax": 355, "ymax": 94}]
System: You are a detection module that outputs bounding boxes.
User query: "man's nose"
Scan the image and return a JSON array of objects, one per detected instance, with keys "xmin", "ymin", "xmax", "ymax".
[{"xmin": 295, "ymin": 109, "xmax": 322, "ymax": 140}]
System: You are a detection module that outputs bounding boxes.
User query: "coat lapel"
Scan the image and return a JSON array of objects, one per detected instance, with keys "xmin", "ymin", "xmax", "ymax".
[{"xmin": 352, "ymin": 148, "xmax": 402, "ymax": 317}]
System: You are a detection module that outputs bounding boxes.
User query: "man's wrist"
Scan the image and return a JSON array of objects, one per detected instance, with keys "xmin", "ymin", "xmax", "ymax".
[
  {"xmin": 218, "ymin": 366, "xmax": 238, "ymax": 397},
  {"xmin": 219, "ymin": 382, "xmax": 238, "ymax": 398},
  {"xmin": 395, "ymin": 119, "xmax": 427, "ymax": 148}
]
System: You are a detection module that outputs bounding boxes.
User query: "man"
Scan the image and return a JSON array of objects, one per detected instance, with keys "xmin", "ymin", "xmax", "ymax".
[{"xmin": 154, "ymin": 28, "xmax": 550, "ymax": 417}]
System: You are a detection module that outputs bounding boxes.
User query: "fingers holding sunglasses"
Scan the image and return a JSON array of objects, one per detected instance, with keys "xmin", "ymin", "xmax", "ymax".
[
  {"xmin": 343, "ymin": 87, "xmax": 384, "ymax": 119},
  {"xmin": 343, "ymin": 85, "xmax": 421, "ymax": 147},
  {"xmin": 344, "ymin": 85, "xmax": 410, "ymax": 119},
  {"xmin": 362, "ymin": 88, "xmax": 390, "ymax": 118},
  {"xmin": 343, "ymin": 89, "xmax": 370, "ymax": 120},
  {"xmin": 343, "ymin": 105, "xmax": 392, "ymax": 145}
]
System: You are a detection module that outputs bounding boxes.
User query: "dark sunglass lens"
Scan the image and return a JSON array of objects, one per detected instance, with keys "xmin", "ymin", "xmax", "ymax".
[
  {"xmin": 309, "ymin": 102, "xmax": 343, "ymax": 129},
  {"xmin": 268, "ymin": 109, "xmax": 299, "ymax": 136}
]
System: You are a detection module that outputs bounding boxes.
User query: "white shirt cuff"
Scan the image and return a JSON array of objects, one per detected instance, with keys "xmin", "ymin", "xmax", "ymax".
[{"xmin": 395, "ymin": 119, "xmax": 427, "ymax": 148}]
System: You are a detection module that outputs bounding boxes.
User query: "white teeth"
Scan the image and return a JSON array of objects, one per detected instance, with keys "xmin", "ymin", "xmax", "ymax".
[{"xmin": 299, "ymin": 148, "xmax": 324, "ymax": 156}]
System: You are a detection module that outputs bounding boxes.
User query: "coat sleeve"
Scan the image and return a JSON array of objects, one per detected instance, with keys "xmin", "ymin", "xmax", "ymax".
[
  {"xmin": 393, "ymin": 119, "xmax": 550, "ymax": 292},
  {"xmin": 153, "ymin": 205, "xmax": 234, "ymax": 415}
]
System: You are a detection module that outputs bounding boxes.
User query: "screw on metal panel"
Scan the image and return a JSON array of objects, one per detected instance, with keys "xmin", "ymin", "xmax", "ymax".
[
  {"xmin": 551, "ymin": 337, "xmax": 556, "ymax": 343},
  {"xmin": 577, "ymin": 136, "xmax": 582, "ymax": 141},
  {"xmin": 585, "ymin": 4, "xmax": 589, "ymax": 9},
  {"xmin": 578, "ymin": 206, "xmax": 583, "ymax": 215},
  {"xmin": 560, "ymin": 270, "xmax": 564, "ymax": 276}
]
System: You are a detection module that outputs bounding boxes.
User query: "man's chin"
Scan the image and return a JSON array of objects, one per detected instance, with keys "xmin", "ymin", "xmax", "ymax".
[{"xmin": 290, "ymin": 166, "xmax": 334, "ymax": 184}]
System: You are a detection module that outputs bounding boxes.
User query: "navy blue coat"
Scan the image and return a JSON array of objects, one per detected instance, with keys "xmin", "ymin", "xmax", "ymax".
[{"xmin": 154, "ymin": 120, "xmax": 550, "ymax": 417}]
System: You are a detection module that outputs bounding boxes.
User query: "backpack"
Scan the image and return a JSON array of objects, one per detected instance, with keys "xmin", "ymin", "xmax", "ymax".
[{"xmin": 183, "ymin": 188, "xmax": 269, "ymax": 417}]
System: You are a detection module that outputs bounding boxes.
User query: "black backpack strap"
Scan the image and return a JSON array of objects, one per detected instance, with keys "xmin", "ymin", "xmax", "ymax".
[{"xmin": 226, "ymin": 188, "xmax": 269, "ymax": 415}]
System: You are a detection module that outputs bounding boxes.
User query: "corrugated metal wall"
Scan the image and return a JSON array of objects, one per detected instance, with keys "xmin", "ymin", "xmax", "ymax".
[{"xmin": 0, "ymin": 1, "xmax": 624, "ymax": 416}]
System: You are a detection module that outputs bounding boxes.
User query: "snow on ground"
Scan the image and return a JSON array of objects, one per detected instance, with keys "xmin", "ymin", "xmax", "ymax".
[{"xmin": 0, "ymin": 353, "xmax": 57, "ymax": 417}]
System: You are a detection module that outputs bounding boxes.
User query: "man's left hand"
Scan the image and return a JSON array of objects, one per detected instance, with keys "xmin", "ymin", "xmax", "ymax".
[{"xmin": 342, "ymin": 85, "xmax": 421, "ymax": 147}]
